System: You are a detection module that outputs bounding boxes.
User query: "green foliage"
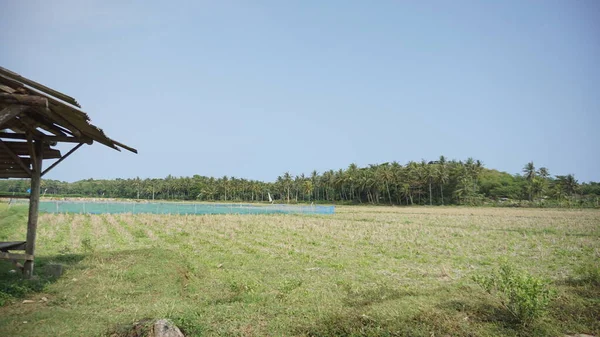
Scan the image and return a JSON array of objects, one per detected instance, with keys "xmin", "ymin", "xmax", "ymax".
[
  {"xmin": 80, "ymin": 237, "xmax": 94, "ymax": 254},
  {"xmin": 473, "ymin": 262, "xmax": 555, "ymax": 325},
  {"xmin": 0, "ymin": 271, "xmax": 49, "ymax": 306},
  {"xmin": 0, "ymin": 159, "xmax": 597, "ymax": 207}
]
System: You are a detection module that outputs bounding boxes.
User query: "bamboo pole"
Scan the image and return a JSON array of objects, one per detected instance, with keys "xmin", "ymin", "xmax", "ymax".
[{"xmin": 23, "ymin": 139, "xmax": 43, "ymax": 278}]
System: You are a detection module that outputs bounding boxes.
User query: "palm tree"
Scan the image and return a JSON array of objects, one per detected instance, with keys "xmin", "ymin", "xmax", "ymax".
[
  {"xmin": 523, "ymin": 162, "xmax": 536, "ymax": 201},
  {"xmin": 347, "ymin": 163, "xmax": 358, "ymax": 202},
  {"xmin": 390, "ymin": 161, "xmax": 404, "ymax": 204},
  {"xmin": 422, "ymin": 160, "xmax": 435, "ymax": 206},
  {"xmin": 437, "ymin": 155, "xmax": 449, "ymax": 205},
  {"xmin": 303, "ymin": 180, "xmax": 313, "ymax": 202},
  {"xmin": 523, "ymin": 162, "xmax": 536, "ymax": 181},
  {"xmin": 536, "ymin": 167, "xmax": 550, "ymax": 198},
  {"xmin": 283, "ymin": 172, "xmax": 292, "ymax": 203},
  {"xmin": 310, "ymin": 170, "xmax": 319, "ymax": 201},
  {"xmin": 560, "ymin": 174, "xmax": 579, "ymax": 196}
]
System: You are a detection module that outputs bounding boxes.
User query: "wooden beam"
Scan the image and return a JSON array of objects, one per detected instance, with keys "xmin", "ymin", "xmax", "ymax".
[
  {"xmin": 0, "ymin": 132, "xmax": 92, "ymax": 144},
  {"xmin": 0, "ymin": 241, "xmax": 27, "ymax": 251},
  {"xmin": 23, "ymin": 139, "xmax": 43, "ymax": 278},
  {"xmin": 17, "ymin": 113, "xmax": 67, "ymax": 138},
  {"xmin": 0, "ymin": 139, "xmax": 32, "ymax": 175},
  {"xmin": 0, "ymin": 162, "xmax": 30, "ymax": 170},
  {"xmin": 0, "ymin": 67, "xmax": 80, "ymax": 107},
  {"xmin": 0, "ymin": 252, "xmax": 34, "ymax": 261},
  {"xmin": 0, "ymin": 83, "xmax": 16, "ymax": 94},
  {"xmin": 42, "ymin": 142, "xmax": 84, "ymax": 177},
  {"xmin": 26, "ymin": 134, "xmax": 38, "ymax": 173},
  {"xmin": 0, "ymin": 93, "xmax": 48, "ymax": 107},
  {"xmin": 0, "ymin": 105, "xmax": 28, "ymax": 128},
  {"xmin": 0, "ymin": 194, "xmax": 29, "ymax": 199},
  {"xmin": 0, "ymin": 140, "xmax": 61, "ymax": 159},
  {"xmin": 113, "ymin": 140, "xmax": 138, "ymax": 154},
  {"xmin": 0, "ymin": 172, "xmax": 30, "ymax": 178},
  {"xmin": 2, "ymin": 116, "xmax": 47, "ymax": 143},
  {"xmin": 36, "ymin": 107, "xmax": 83, "ymax": 137},
  {"xmin": 0, "ymin": 154, "xmax": 31, "ymax": 166}
]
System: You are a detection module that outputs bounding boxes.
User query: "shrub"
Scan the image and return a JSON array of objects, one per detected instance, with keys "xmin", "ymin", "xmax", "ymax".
[{"xmin": 473, "ymin": 262, "xmax": 555, "ymax": 325}]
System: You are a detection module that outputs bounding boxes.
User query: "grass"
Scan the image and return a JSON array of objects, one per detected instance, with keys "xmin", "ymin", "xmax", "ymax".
[{"xmin": 0, "ymin": 204, "xmax": 599, "ymax": 336}]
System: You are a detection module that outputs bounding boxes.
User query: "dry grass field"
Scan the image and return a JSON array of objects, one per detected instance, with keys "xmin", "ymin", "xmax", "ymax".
[{"xmin": 0, "ymin": 205, "xmax": 599, "ymax": 336}]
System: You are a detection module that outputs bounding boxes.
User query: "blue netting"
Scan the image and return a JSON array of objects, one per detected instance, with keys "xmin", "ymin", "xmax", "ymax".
[{"xmin": 35, "ymin": 201, "xmax": 335, "ymax": 215}]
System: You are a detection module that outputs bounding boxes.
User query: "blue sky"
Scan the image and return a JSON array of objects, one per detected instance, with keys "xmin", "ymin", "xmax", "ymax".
[{"xmin": 1, "ymin": 1, "xmax": 599, "ymax": 182}]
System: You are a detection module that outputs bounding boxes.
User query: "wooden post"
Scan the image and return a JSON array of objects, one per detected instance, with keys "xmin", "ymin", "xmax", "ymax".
[{"xmin": 23, "ymin": 140, "xmax": 43, "ymax": 278}]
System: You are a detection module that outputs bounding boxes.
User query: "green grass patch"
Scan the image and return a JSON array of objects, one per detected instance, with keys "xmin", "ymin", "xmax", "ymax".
[{"xmin": 0, "ymin": 206, "xmax": 598, "ymax": 336}]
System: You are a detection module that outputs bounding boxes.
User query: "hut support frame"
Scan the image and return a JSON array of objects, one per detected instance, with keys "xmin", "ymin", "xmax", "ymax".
[{"xmin": 0, "ymin": 66, "xmax": 136, "ymax": 278}]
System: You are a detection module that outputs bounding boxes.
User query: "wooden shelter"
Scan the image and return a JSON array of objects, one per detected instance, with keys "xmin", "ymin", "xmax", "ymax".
[{"xmin": 0, "ymin": 66, "xmax": 136, "ymax": 278}]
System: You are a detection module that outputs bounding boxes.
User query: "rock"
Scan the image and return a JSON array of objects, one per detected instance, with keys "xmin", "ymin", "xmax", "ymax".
[
  {"xmin": 43, "ymin": 264, "xmax": 64, "ymax": 278},
  {"xmin": 151, "ymin": 319, "xmax": 184, "ymax": 337}
]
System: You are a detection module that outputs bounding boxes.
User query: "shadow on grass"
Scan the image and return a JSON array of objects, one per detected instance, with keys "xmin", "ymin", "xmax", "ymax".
[
  {"xmin": 440, "ymin": 298, "xmax": 521, "ymax": 327},
  {"xmin": 551, "ymin": 276, "xmax": 600, "ymax": 334},
  {"xmin": 340, "ymin": 283, "xmax": 415, "ymax": 308},
  {"xmin": 296, "ymin": 308, "xmax": 483, "ymax": 337},
  {"xmin": 0, "ymin": 253, "xmax": 87, "ymax": 306},
  {"xmin": 296, "ymin": 310, "xmax": 408, "ymax": 337}
]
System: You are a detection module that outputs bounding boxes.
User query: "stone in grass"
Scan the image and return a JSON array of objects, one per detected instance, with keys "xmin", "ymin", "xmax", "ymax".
[
  {"xmin": 109, "ymin": 319, "xmax": 184, "ymax": 337},
  {"xmin": 43, "ymin": 264, "xmax": 64, "ymax": 278},
  {"xmin": 152, "ymin": 319, "xmax": 184, "ymax": 337}
]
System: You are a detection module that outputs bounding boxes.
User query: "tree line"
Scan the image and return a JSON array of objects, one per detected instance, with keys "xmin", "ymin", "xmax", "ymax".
[{"xmin": 1, "ymin": 156, "xmax": 598, "ymax": 206}]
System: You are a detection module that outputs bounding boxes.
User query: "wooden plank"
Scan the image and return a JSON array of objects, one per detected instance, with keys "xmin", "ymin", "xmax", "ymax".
[
  {"xmin": 27, "ymin": 134, "xmax": 38, "ymax": 172},
  {"xmin": 23, "ymin": 139, "xmax": 43, "ymax": 278},
  {"xmin": 0, "ymin": 139, "xmax": 32, "ymax": 175},
  {"xmin": 0, "ymin": 241, "xmax": 27, "ymax": 251},
  {"xmin": 42, "ymin": 142, "xmax": 84, "ymax": 177},
  {"xmin": 25, "ymin": 109, "xmax": 70, "ymax": 136},
  {"xmin": 0, "ymin": 69, "xmax": 136, "ymax": 154},
  {"xmin": 0, "ymin": 132, "xmax": 92, "ymax": 144},
  {"xmin": 0, "ymin": 93, "xmax": 48, "ymax": 107},
  {"xmin": 0, "ymin": 67, "xmax": 80, "ymax": 107},
  {"xmin": 2, "ymin": 116, "xmax": 46, "ymax": 141},
  {"xmin": 0, "ymin": 168, "xmax": 30, "ymax": 174},
  {"xmin": 0, "ymin": 155, "xmax": 31, "ymax": 164},
  {"xmin": 18, "ymin": 113, "xmax": 66, "ymax": 137},
  {"xmin": 0, "ymin": 194, "xmax": 29, "ymax": 199},
  {"xmin": 0, "ymin": 105, "xmax": 28, "ymax": 128},
  {"xmin": 34, "ymin": 106, "xmax": 83, "ymax": 137},
  {"xmin": 22, "ymin": 87, "xmax": 135, "ymax": 153},
  {"xmin": 13, "ymin": 114, "xmax": 51, "ymax": 139},
  {"xmin": 0, "ymin": 252, "xmax": 34, "ymax": 261},
  {"xmin": 0, "ymin": 153, "xmax": 30, "ymax": 161},
  {"xmin": 0, "ymin": 84, "xmax": 16, "ymax": 93},
  {"xmin": 0, "ymin": 172, "xmax": 30, "ymax": 178},
  {"xmin": 0, "ymin": 163, "xmax": 29, "ymax": 170},
  {"xmin": 0, "ymin": 140, "xmax": 61, "ymax": 158},
  {"xmin": 113, "ymin": 140, "xmax": 138, "ymax": 154}
]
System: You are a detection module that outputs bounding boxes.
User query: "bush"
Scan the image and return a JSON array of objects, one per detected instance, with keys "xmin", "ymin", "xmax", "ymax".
[{"xmin": 473, "ymin": 262, "xmax": 555, "ymax": 325}]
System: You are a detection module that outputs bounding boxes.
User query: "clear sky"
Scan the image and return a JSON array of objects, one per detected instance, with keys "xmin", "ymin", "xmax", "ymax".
[{"xmin": 1, "ymin": 1, "xmax": 599, "ymax": 182}]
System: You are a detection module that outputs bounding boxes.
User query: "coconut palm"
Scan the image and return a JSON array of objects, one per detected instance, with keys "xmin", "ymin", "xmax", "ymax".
[
  {"xmin": 437, "ymin": 155, "xmax": 449, "ymax": 205},
  {"xmin": 523, "ymin": 162, "xmax": 536, "ymax": 201}
]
